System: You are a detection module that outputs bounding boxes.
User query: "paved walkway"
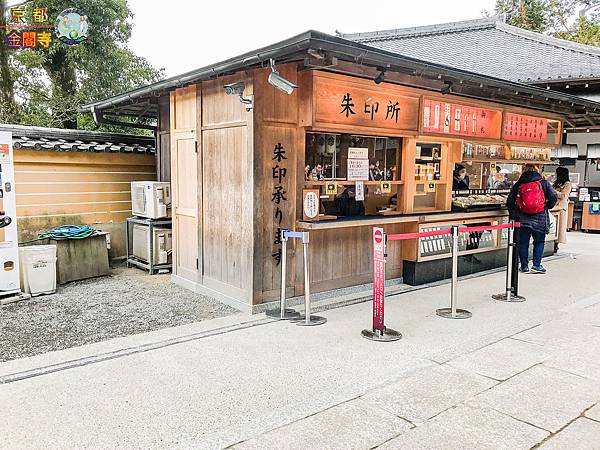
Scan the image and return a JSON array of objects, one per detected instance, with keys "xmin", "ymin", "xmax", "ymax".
[{"xmin": 0, "ymin": 232, "xmax": 599, "ymax": 449}]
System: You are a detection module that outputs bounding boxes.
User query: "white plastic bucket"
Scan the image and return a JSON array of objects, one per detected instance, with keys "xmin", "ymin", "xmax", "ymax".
[{"xmin": 19, "ymin": 245, "xmax": 57, "ymax": 296}]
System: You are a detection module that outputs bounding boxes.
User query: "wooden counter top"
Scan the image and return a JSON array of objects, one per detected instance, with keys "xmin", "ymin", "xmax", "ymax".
[
  {"xmin": 297, "ymin": 215, "xmax": 420, "ymax": 230},
  {"xmin": 297, "ymin": 209, "xmax": 509, "ymax": 230}
]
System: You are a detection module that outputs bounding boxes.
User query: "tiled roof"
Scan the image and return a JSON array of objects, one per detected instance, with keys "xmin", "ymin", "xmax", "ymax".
[
  {"xmin": 0, "ymin": 124, "xmax": 155, "ymax": 153},
  {"xmin": 339, "ymin": 17, "xmax": 600, "ymax": 83}
]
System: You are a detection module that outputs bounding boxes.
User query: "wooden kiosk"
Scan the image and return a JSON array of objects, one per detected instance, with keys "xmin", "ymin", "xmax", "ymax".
[
  {"xmin": 167, "ymin": 66, "xmax": 561, "ymax": 311},
  {"xmin": 82, "ymin": 32, "xmax": 596, "ymax": 312}
]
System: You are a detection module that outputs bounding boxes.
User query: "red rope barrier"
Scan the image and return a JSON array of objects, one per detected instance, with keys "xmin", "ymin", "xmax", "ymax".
[{"xmin": 387, "ymin": 229, "xmax": 452, "ymax": 241}]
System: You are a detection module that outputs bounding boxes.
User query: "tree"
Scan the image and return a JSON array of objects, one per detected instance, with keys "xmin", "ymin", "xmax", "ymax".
[
  {"xmin": 0, "ymin": 0, "xmax": 18, "ymax": 122},
  {"xmin": 491, "ymin": 0, "xmax": 600, "ymax": 47},
  {"xmin": 495, "ymin": 0, "xmax": 549, "ymax": 32},
  {"xmin": 2, "ymin": 0, "xmax": 164, "ymax": 129}
]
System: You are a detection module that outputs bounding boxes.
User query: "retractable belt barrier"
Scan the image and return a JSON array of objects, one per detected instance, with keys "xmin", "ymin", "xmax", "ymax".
[
  {"xmin": 266, "ymin": 229, "xmax": 327, "ymax": 326},
  {"xmin": 362, "ymin": 221, "xmax": 521, "ymax": 342},
  {"xmin": 492, "ymin": 221, "xmax": 525, "ymax": 303}
]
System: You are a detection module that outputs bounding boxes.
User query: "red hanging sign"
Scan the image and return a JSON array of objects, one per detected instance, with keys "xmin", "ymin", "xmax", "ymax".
[
  {"xmin": 422, "ymin": 98, "xmax": 502, "ymax": 139},
  {"xmin": 373, "ymin": 227, "xmax": 385, "ymax": 332},
  {"xmin": 504, "ymin": 113, "xmax": 548, "ymax": 143}
]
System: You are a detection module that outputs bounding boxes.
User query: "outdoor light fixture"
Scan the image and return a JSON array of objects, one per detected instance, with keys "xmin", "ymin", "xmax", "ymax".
[
  {"xmin": 586, "ymin": 83, "xmax": 590, "ymax": 88},
  {"xmin": 440, "ymin": 81, "xmax": 453, "ymax": 94},
  {"xmin": 268, "ymin": 59, "xmax": 297, "ymax": 95},
  {"xmin": 307, "ymin": 48, "xmax": 325, "ymax": 60},
  {"xmin": 223, "ymin": 81, "xmax": 254, "ymax": 111},
  {"xmin": 374, "ymin": 67, "xmax": 386, "ymax": 85}
]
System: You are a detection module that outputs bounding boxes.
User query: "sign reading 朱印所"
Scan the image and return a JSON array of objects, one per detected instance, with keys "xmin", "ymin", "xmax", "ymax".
[
  {"xmin": 372, "ymin": 227, "xmax": 385, "ymax": 332},
  {"xmin": 422, "ymin": 98, "xmax": 502, "ymax": 139},
  {"xmin": 311, "ymin": 73, "xmax": 420, "ymax": 133},
  {"xmin": 504, "ymin": 113, "xmax": 548, "ymax": 143}
]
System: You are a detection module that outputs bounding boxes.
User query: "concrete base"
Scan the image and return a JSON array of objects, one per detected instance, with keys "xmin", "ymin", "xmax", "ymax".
[{"xmin": 0, "ymin": 292, "xmax": 31, "ymax": 305}]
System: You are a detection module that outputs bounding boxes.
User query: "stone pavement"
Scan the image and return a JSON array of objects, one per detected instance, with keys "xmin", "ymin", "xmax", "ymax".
[{"xmin": 0, "ymin": 232, "xmax": 599, "ymax": 449}]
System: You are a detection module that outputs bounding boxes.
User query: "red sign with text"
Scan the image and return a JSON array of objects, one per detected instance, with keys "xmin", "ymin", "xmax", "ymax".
[
  {"xmin": 504, "ymin": 113, "xmax": 548, "ymax": 143},
  {"xmin": 422, "ymin": 99, "xmax": 502, "ymax": 139},
  {"xmin": 373, "ymin": 227, "xmax": 385, "ymax": 332}
]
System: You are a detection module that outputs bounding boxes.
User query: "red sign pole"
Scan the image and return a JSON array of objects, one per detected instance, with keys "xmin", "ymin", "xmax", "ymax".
[
  {"xmin": 372, "ymin": 227, "xmax": 385, "ymax": 333},
  {"xmin": 361, "ymin": 227, "xmax": 402, "ymax": 342}
]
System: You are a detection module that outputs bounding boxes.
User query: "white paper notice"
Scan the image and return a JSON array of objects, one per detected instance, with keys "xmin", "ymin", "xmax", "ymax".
[
  {"xmin": 347, "ymin": 147, "xmax": 369, "ymax": 160},
  {"xmin": 347, "ymin": 159, "xmax": 369, "ymax": 180},
  {"xmin": 347, "ymin": 147, "xmax": 369, "ymax": 181},
  {"xmin": 355, "ymin": 181, "xmax": 364, "ymax": 201}
]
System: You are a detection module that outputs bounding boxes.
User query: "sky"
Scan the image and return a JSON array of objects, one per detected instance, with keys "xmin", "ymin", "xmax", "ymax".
[{"xmin": 127, "ymin": 0, "xmax": 497, "ymax": 77}]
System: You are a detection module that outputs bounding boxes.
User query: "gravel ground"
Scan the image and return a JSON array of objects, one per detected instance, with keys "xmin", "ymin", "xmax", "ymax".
[{"xmin": 0, "ymin": 266, "xmax": 236, "ymax": 362}]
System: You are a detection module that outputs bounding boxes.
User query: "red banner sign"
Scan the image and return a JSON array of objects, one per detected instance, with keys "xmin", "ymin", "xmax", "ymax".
[
  {"xmin": 422, "ymin": 98, "xmax": 502, "ymax": 139},
  {"xmin": 504, "ymin": 113, "xmax": 548, "ymax": 143},
  {"xmin": 373, "ymin": 227, "xmax": 385, "ymax": 332}
]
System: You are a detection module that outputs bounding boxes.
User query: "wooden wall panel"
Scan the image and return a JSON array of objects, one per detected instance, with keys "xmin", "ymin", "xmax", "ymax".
[
  {"xmin": 252, "ymin": 64, "xmax": 300, "ymax": 303},
  {"xmin": 202, "ymin": 74, "xmax": 252, "ymax": 128},
  {"xmin": 299, "ymin": 223, "xmax": 406, "ymax": 293},
  {"xmin": 254, "ymin": 65, "xmax": 299, "ymax": 124},
  {"xmin": 15, "ymin": 171, "xmax": 155, "ymax": 184},
  {"xmin": 157, "ymin": 94, "xmax": 171, "ymax": 182},
  {"xmin": 172, "ymin": 86, "xmax": 196, "ymax": 130},
  {"xmin": 170, "ymin": 85, "xmax": 199, "ymax": 283},
  {"xmin": 202, "ymin": 126, "xmax": 252, "ymax": 290},
  {"xmin": 13, "ymin": 150, "xmax": 155, "ymax": 224},
  {"xmin": 257, "ymin": 125, "xmax": 297, "ymax": 297}
]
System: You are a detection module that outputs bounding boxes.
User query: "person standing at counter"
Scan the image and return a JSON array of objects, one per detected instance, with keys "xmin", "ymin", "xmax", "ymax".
[
  {"xmin": 369, "ymin": 161, "xmax": 384, "ymax": 181},
  {"xmin": 507, "ymin": 165, "xmax": 557, "ymax": 274},
  {"xmin": 452, "ymin": 164, "xmax": 470, "ymax": 190},
  {"xmin": 310, "ymin": 164, "xmax": 324, "ymax": 181},
  {"xmin": 553, "ymin": 167, "xmax": 572, "ymax": 251}
]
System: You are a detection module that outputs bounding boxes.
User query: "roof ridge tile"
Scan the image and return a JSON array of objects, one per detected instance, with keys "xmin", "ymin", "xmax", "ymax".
[
  {"xmin": 340, "ymin": 16, "xmax": 500, "ymax": 42},
  {"xmin": 496, "ymin": 21, "xmax": 600, "ymax": 57}
]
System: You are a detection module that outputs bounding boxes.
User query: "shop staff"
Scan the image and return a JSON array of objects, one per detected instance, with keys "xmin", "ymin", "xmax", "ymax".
[
  {"xmin": 452, "ymin": 164, "xmax": 470, "ymax": 190},
  {"xmin": 310, "ymin": 164, "xmax": 324, "ymax": 181}
]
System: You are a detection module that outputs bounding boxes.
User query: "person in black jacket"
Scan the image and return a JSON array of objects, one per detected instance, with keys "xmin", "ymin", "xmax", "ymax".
[
  {"xmin": 507, "ymin": 166, "xmax": 558, "ymax": 274},
  {"xmin": 452, "ymin": 164, "xmax": 470, "ymax": 190}
]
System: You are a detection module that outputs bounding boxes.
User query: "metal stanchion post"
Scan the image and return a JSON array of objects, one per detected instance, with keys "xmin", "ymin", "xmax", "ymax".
[
  {"xmin": 295, "ymin": 232, "xmax": 326, "ymax": 326},
  {"xmin": 436, "ymin": 225, "xmax": 472, "ymax": 319},
  {"xmin": 266, "ymin": 229, "xmax": 300, "ymax": 320},
  {"xmin": 511, "ymin": 225, "xmax": 521, "ymax": 296},
  {"xmin": 493, "ymin": 221, "xmax": 526, "ymax": 302}
]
